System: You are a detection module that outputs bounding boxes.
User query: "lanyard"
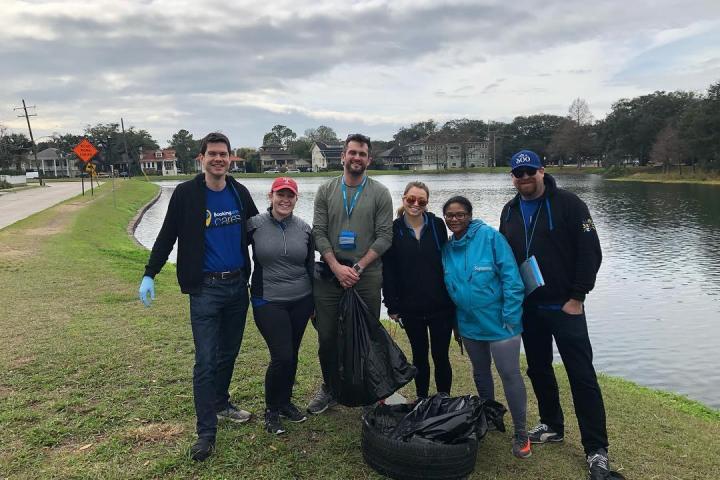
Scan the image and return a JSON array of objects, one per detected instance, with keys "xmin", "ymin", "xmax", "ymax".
[
  {"xmin": 520, "ymin": 201, "xmax": 542, "ymax": 260},
  {"xmin": 341, "ymin": 176, "xmax": 367, "ymax": 218}
]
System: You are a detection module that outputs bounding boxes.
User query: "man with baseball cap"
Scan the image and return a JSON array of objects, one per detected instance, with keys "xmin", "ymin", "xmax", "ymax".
[{"xmin": 500, "ymin": 150, "xmax": 615, "ymax": 479}]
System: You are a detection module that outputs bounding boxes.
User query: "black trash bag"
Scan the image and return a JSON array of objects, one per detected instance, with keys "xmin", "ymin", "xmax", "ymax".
[
  {"xmin": 389, "ymin": 393, "xmax": 506, "ymax": 444},
  {"xmin": 476, "ymin": 398, "xmax": 508, "ymax": 435},
  {"xmin": 331, "ymin": 287, "xmax": 416, "ymax": 407}
]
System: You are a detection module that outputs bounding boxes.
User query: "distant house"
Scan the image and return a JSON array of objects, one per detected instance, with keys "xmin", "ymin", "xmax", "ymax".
[
  {"xmin": 229, "ymin": 155, "xmax": 246, "ymax": 173},
  {"xmin": 406, "ymin": 134, "xmax": 491, "ymax": 170},
  {"xmin": 376, "ymin": 146, "xmax": 412, "ymax": 169},
  {"xmin": 259, "ymin": 144, "xmax": 299, "ymax": 172},
  {"xmin": 311, "ymin": 142, "xmax": 344, "ymax": 171},
  {"xmin": 37, "ymin": 148, "xmax": 81, "ymax": 177},
  {"xmin": 295, "ymin": 158, "xmax": 311, "ymax": 172},
  {"xmin": 140, "ymin": 148, "xmax": 178, "ymax": 176}
]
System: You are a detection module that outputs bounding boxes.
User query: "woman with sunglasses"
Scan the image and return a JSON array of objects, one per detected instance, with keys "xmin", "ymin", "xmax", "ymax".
[
  {"xmin": 441, "ymin": 195, "xmax": 531, "ymax": 459},
  {"xmin": 382, "ymin": 181, "xmax": 455, "ymax": 401},
  {"xmin": 248, "ymin": 177, "xmax": 315, "ymax": 435}
]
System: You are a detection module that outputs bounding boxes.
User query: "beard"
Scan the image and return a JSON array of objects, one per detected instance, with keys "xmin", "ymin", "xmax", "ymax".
[{"xmin": 345, "ymin": 161, "xmax": 366, "ymax": 177}]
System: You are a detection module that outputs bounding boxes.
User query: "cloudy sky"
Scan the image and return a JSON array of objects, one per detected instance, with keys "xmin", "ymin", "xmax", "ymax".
[{"xmin": 1, "ymin": 0, "xmax": 719, "ymax": 148}]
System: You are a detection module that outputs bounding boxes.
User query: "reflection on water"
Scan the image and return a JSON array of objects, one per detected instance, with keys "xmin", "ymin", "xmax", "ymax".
[{"xmin": 135, "ymin": 174, "xmax": 720, "ymax": 408}]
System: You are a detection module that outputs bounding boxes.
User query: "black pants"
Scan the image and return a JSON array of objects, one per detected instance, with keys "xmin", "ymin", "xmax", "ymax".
[
  {"xmin": 522, "ymin": 306, "xmax": 609, "ymax": 454},
  {"xmin": 253, "ymin": 295, "xmax": 314, "ymax": 410},
  {"xmin": 403, "ymin": 313, "xmax": 453, "ymax": 398}
]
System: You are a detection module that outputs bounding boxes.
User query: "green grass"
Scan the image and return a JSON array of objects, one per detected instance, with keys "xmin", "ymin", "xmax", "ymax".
[
  {"xmin": 0, "ymin": 179, "xmax": 718, "ymax": 479},
  {"xmin": 609, "ymin": 170, "xmax": 720, "ymax": 185}
]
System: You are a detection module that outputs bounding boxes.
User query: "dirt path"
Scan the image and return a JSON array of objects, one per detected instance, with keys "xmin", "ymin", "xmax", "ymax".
[{"xmin": 0, "ymin": 181, "xmax": 102, "ymax": 230}]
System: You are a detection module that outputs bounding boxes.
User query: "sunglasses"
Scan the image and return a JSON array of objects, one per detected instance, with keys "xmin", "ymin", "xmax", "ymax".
[
  {"xmin": 444, "ymin": 212, "xmax": 469, "ymax": 221},
  {"xmin": 512, "ymin": 167, "xmax": 539, "ymax": 179},
  {"xmin": 403, "ymin": 195, "xmax": 428, "ymax": 207}
]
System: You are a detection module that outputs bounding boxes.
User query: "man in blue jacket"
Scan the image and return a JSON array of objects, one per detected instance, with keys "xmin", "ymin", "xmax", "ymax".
[
  {"xmin": 500, "ymin": 150, "xmax": 613, "ymax": 480},
  {"xmin": 138, "ymin": 132, "xmax": 258, "ymax": 461}
]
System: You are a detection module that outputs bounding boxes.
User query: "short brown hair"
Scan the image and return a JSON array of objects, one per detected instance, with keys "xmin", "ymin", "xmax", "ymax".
[
  {"xmin": 200, "ymin": 132, "xmax": 231, "ymax": 154},
  {"xmin": 344, "ymin": 133, "xmax": 371, "ymax": 154}
]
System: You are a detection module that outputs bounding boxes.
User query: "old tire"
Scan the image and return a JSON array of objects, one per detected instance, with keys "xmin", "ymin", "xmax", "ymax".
[{"xmin": 361, "ymin": 419, "xmax": 478, "ymax": 480}]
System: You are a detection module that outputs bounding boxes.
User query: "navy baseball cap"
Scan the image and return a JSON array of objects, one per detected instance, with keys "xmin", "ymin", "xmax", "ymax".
[{"xmin": 510, "ymin": 150, "xmax": 543, "ymax": 171}]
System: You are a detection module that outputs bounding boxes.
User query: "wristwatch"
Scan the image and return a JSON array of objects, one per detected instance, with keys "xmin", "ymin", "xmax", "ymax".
[{"xmin": 352, "ymin": 263, "xmax": 364, "ymax": 274}]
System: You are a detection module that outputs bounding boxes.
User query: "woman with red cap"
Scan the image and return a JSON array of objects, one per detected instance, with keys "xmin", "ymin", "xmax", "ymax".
[{"xmin": 248, "ymin": 177, "xmax": 315, "ymax": 435}]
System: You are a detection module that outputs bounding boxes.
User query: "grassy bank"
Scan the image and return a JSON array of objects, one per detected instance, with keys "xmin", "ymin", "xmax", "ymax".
[
  {"xmin": 609, "ymin": 170, "xmax": 720, "ymax": 185},
  {"xmin": 0, "ymin": 179, "xmax": 718, "ymax": 479}
]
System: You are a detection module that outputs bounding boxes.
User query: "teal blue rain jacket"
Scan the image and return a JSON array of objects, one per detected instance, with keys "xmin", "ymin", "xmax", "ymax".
[{"xmin": 442, "ymin": 219, "xmax": 525, "ymax": 341}]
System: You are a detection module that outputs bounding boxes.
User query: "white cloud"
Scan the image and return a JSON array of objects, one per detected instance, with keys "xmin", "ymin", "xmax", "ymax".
[{"xmin": 1, "ymin": 0, "xmax": 718, "ymax": 145}]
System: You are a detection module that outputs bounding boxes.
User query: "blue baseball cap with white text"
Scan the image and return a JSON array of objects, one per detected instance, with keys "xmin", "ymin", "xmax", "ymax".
[{"xmin": 510, "ymin": 150, "xmax": 543, "ymax": 171}]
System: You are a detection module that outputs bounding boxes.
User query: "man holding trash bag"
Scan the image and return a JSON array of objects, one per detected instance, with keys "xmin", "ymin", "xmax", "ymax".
[{"xmin": 308, "ymin": 133, "xmax": 394, "ymax": 414}]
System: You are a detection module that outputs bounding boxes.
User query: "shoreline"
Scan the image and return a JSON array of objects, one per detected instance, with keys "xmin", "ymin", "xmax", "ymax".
[{"xmin": 140, "ymin": 167, "xmax": 720, "ymax": 186}]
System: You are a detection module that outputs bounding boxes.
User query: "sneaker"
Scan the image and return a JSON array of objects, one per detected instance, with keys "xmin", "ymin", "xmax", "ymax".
[
  {"xmin": 189, "ymin": 437, "xmax": 215, "ymax": 462},
  {"xmin": 264, "ymin": 409, "xmax": 286, "ymax": 435},
  {"xmin": 279, "ymin": 402, "xmax": 307, "ymax": 423},
  {"xmin": 512, "ymin": 432, "xmax": 532, "ymax": 459},
  {"xmin": 587, "ymin": 449, "xmax": 610, "ymax": 480},
  {"xmin": 306, "ymin": 384, "xmax": 337, "ymax": 415},
  {"xmin": 216, "ymin": 403, "xmax": 252, "ymax": 423},
  {"xmin": 528, "ymin": 423, "xmax": 564, "ymax": 444}
]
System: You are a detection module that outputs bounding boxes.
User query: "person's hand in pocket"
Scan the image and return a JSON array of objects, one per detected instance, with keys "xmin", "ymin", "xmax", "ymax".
[{"xmin": 561, "ymin": 299, "xmax": 584, "ymax": 315}]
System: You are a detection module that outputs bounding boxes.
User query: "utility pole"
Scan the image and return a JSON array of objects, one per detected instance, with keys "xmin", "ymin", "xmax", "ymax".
[
  {"xmin": 14, "ymin": 99, "xmax": 43, "ymax": 185},
  {"xmin": 120, "ymin": 118, "xmax": 131, "ymax": 177}
]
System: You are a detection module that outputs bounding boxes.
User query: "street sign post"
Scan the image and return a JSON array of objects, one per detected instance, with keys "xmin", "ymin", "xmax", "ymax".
[
  {"xmin": 73, "ymin": 139, "xmax": 98, "ymax": 196},
  {"xmin": 85, "ymin": 163, "xmax": 96, "ymax": 196}
]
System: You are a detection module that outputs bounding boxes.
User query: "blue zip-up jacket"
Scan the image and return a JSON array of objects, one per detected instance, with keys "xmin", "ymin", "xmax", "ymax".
[{"xmin": 442, "ymin": 219, "xmax": 525, "ymax": 341}]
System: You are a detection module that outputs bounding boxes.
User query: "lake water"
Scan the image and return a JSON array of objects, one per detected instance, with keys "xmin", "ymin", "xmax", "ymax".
[{"xmin": 134, "ymin": 173, "xmax": 720, "ymax": 409}]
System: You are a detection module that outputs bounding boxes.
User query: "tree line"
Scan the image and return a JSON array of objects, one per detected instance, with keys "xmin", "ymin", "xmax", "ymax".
[{"xmin": 2, "ymin": 79, "xmax": 717, "ymax": 174}]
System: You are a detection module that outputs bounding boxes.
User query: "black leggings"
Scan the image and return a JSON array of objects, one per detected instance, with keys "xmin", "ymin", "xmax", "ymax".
[
  {"xmin": 253, "ymin": 295, "xmax": 314, "ymax": 410},
  {"xmin": 402, "ymin": 313, "xmax": 453, "ymax": 397}
]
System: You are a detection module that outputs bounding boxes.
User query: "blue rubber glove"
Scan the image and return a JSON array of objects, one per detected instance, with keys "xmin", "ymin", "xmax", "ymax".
[{"xmin": 139, "ymin": 276, "xmax": 155, "ymax": 307}]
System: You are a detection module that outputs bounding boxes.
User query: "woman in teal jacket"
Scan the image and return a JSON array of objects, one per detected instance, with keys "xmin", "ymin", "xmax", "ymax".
[{"xmin": 441, "ymin": 195, "xmax": 531, "ymax": 459}]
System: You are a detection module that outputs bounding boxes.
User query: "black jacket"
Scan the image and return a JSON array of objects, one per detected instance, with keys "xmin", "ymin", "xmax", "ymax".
[
  {"xmin": 382, "ymin": 212, "xmax": 455, "ymax": 318},
  {"xmin": 143, "ymin": 174, "xmax": 259, "ymax": 294},
  {"xmin": 499, "ymin": 174, "xmax": 602, "ymax": 305}
]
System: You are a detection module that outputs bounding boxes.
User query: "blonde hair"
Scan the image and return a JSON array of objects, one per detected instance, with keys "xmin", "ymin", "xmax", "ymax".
[{"xmin": 397, "ymin": 181, "xmax": 430, "ymax": 218}]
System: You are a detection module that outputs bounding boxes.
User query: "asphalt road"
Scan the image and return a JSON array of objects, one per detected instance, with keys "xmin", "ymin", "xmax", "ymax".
[{"xmin": 0, "ymin": 181, "xmax": 101, "ymax": 230}]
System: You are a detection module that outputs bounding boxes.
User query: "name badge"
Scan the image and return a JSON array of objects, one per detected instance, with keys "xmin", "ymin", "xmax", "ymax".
[{"xmin": 338, "ymin": 230, "xmax": 357, "ymax": 250}]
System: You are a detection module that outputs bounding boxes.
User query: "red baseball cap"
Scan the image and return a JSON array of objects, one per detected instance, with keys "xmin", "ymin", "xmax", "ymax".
[{"xmin": 270, "ymin": 177, "xmax": 299, "ymax": 195}]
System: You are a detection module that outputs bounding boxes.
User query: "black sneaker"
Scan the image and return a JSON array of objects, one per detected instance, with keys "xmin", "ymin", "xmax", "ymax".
[
  {"xmin": 528, "ymin": 423, "xmax": 564, "ymax": 444},
  {"xmin": 189, "ymin": 437, "xmax": 215, "ymax": 462},
  {"xmin": 264, "ymin": 409, "xmax": 286, "ymax": 435},
  {"xmin": 306, "ymin": 384, "xmax": 337, "ymax": 415},
  {"xmin": 587, "ymin": 449, "xmax": 611, "ymax": 480},
  {"xmin": 216, "ymin": 403, "xmax": 252, "ymax": 423},
  {"xmin": 279, "ymin": 403, "xmax": 307, "ymax": 423}
]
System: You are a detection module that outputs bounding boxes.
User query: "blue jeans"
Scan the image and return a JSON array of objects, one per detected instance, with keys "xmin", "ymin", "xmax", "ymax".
[{"xmin": 189, "ymin": 275, "xmax": 249, "ymax": 439}]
